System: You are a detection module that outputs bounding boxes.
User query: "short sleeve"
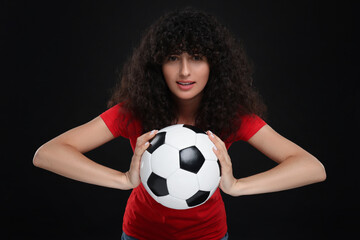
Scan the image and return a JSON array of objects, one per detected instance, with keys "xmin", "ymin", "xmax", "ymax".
[
  {"xmin": 235, "ymin": 114, "xmax": 267, "ymax": 141},
  {"xmin": 100, "ymin": 103, "xmax": 131, "ymax": 138}
]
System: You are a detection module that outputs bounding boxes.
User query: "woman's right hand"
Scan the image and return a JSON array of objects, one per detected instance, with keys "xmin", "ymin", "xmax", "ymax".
[{"xmin": 125, "ymin": 130, "xmax": 158, "ymax": 189}]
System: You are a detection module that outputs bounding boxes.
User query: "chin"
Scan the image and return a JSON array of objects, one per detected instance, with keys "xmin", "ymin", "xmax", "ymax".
[{"xmin": 174, "ymin": 93, "xmax": 202, "ymax": 102}]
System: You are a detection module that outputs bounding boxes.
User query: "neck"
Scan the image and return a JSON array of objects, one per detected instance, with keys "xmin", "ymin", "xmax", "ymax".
[{"xmin": 174, "ymin": 95, "xmax": 202, "ymax": 125}]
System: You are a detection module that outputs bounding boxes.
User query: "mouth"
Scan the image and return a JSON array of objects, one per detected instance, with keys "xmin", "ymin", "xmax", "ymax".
[
  {"xmin": 176, "ymin": 81, "xmax": 195, "ymax": 86},
  {"xmin": 176, "ymin": 81, "xmax": 196, "ymax": 90}
]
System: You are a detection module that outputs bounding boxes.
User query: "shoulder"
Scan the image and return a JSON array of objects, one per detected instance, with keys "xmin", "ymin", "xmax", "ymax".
[
  {"xmin": 99, "ymin": 102, "xmax": 142, "ymax": 138},
  {"xmin": 225, "ymin": 114, "xmax": 267, "ymax": 146},
  {"xmin": 238, "ymin": 114, "xmax": 267, "ymax": 141}
]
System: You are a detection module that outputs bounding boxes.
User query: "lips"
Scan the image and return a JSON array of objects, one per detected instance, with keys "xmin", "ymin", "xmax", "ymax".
[
  {"xmin": 176, "ymin": 81, "xmax": 195, "ymax": 90},
  {"xmin": 177, "ymin": 82, "xmax": 194, "ymax": 85}
]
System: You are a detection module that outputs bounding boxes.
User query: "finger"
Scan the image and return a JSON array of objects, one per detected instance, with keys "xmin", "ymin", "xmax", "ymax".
[
  {"xmin": 207, "ymin": 130, "xmax": 226, "ymax": 152},
  {"xmin": 207, "ymin": 134, "xmax": 225, "ymax": 162},
  {"xmin": 135, "ymin": 130, "xmax": 158, "ymax": 157},
  {"xmin": 207, "ymin": 131, "xmax": 232, "ymax": 168},
  {"xmin": 213, "ymin": 147, "xmax": 228, "ymax": 167},
  {"xmin": 136, "ymin": 130, "xmax": 158, "ymax": 145}
]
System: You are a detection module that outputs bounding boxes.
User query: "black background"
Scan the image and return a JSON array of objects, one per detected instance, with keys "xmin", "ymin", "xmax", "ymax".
[{"xmin": 3, "ymin": 0, "xmax": 358, "ymax": 239}]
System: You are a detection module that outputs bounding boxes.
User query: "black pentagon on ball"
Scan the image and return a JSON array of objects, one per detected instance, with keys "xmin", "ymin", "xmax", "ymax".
[
  {"xmin": 183, "ymin": 124, "xmax": 206, "ymax": 134},
  {"xmin": 186, "ymin": 190, "xmax": 210, "ymax": 207},
  {"xmin": 147, "ymin": 172, "xmax": 169, "ymax": 196},
  {"xmin": 217, "ymin": 160, "xmax": 222, "ymax": 176},
  {"xmin": 179, "ymin": 146, "xmax": 205, "ymax": 173},
  {"xmin": 147, "ymin": 132, "xmax": 166, "ymax": 154}
]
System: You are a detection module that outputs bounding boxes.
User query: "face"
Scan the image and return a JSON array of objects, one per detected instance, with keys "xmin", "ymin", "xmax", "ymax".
[{"xmin": 162, "ymin": 52, "xmax": 210, "ymax": 102}]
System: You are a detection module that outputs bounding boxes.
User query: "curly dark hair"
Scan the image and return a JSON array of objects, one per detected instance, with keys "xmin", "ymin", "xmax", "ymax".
[{"xmin": 108, "ymin": 7, "xmax": 266, "ymax": 141}]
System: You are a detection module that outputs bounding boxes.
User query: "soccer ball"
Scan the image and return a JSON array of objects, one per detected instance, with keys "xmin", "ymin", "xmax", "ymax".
[{"xmin": 140, "ymin": 124, "xmax": 221, "ymax": 210}]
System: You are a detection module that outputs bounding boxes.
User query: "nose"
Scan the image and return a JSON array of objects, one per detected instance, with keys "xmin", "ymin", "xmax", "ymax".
[{"xmin": 179, "ymin": 58, "xmax": 190, "ymax": 78}]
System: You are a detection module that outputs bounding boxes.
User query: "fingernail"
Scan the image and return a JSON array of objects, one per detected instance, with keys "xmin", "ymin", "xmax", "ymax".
[
  {"xmin": 209, "ymin": 130, "xmax": 215, "ymax": 138},
  {"xmin": 145, "ymin": 142, "xmax": 149, "ymax": 146},
  {"xmin": 213, "ymin": 145, "xmax": 218, "ymax": 151},
  {"xmin": 150, "ymin": 130, "xmax": 155, "ymax": 135}
]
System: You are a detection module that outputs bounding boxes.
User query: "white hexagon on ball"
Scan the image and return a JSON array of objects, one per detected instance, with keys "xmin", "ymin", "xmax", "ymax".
[
  {"xmin": 197, "ymin": 161, "xmax": 221, "ymax": 191},
  {"xmin": 157, "ymin": 195, "xmax": 188, "ymax": 210},
  {"xmin": 167, "ymin": 169, "xmax": 199, "ymax": 200},
  {"xmin": 158, "ymin": 124, "xmax": 183, "ymax": 133},
  {"xmin": 195, "ymin": 134, "xmax": 218, "ymax": 161},
  {"xmin": 165, "ymin": 127, "xmax": 196, "ymax": 150},
  {"xmin": 151, "ymin": 144, "xmax": 179, "ymax": 178}
]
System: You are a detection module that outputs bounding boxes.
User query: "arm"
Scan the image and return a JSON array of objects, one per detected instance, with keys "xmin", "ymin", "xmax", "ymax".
[
  {"xmin": 208, "ymin": 125, "xmax": 326, "ymax": 196},
  {"xmin": 33, "ymin": 116, "xmax": 157, "ymax": 190}
]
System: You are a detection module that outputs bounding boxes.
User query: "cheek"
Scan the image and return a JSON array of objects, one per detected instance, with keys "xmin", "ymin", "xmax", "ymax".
[
  {"xmin": 162, "ymin": 65, "xmax": 174, "ymax": 83},
  {"xmin": 198, "ymin": 65, "xmax": 210, "ymax": 85}
]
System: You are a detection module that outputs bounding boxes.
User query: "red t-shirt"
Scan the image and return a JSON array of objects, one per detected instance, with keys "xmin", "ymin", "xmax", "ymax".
[{"xmin": 100, "ymin": 103, "xmax": 266, "ymax": 240}]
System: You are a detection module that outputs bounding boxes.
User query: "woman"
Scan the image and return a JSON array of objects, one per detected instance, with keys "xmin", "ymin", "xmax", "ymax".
[{"xmin": 33, "ymin": 8, "xmax": 326, "ymax": 240}]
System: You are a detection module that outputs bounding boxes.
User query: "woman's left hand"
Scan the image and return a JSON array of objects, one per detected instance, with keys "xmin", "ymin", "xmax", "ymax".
[{"xmin": 207, "ymin": 131, "xmax": 238, "ymax": 196}]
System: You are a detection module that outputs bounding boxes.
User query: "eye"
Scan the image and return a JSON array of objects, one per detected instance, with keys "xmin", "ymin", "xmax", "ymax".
[
  {"xmin": 192, "ymin": 54, "xmax": 203, "ymax": 61},
  {"xmin": 167, "ymin": 55, "xmax": 178, "ymax": 62}
]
